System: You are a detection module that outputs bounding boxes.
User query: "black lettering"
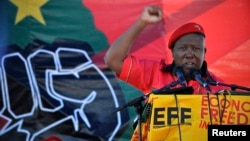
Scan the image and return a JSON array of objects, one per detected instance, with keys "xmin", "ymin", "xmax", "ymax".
[
  {"xmin": 154, "ymin": 108, "xmax": 165, "ymax": 125},
  {"xmin": 167, "ymin": 107, "xmax": 178, "ymax": 125},
  {"xmin": 181, "ymin": 108, "xmax": 191, "ymax": 124}
]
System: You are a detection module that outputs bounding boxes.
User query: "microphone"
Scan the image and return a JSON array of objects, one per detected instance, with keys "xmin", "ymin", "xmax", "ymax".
[
  {"xmin": 173, "ymin": 66, "xmax": 186, "ymax": 87},
  {"xmin": 189, "ymin": 68, "xmax": 211, "ymax": 91}
]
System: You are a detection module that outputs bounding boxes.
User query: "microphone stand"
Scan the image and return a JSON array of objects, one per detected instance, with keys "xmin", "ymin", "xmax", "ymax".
[
  {"xmin": 110, "ymin": 95, "xmax": 146, "ymax": 141},
  {"xmin": 111, "ymin": 81, "xmax": 185, "ymax": 115},
  {"xmin": 133, "ymin": 100, "xmax": 144, "ymax": 141},
  {"xmin": 151, "ymin": 81, "xmax": 179, "ymax": 94},
  {"xmin": 209, "ymin": 81, "xmax": 250, "ymax": 91}
]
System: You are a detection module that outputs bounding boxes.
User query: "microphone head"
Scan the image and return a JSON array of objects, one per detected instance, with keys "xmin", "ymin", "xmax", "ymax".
[
  {"xmin": 173, "ymin": 66, "xmax": 184, "ymax": 76},
  {"xmin": 189, "ymin": 68, "xmax": 201, "ymax": 80}
]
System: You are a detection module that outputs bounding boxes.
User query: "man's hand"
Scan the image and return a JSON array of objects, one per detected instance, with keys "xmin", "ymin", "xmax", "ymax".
[
  {"xmin": 140, "ymin": 5, "xmax": 163, "ymax": 25},
  {"xmin": 104, "ymin": 5, "xmax": 163, "ymax": 74}
]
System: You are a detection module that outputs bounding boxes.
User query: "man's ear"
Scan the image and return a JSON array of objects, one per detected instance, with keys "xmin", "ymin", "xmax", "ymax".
[{"xmin": 204, "ymin": 47, "xmax": 207, "ymax": 53}]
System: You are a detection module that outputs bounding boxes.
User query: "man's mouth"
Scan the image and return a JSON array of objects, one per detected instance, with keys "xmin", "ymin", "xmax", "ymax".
[{"xmin": 184, "ymin": 62, "xmax": 195, "ymax": 68}]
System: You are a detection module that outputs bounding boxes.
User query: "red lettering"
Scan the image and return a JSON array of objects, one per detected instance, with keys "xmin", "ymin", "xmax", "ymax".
[
  {"xmin": 199, "ymin": 119, "xmax": 202, "ymax": 127},
  {"xmin": 201, "ymin": 107, "xmax": 209, "ymax": 119},
  {"xmin": 210, "ymin": 97, "xmax": 219, "ymax": 107},
  {"xmin": 210, "ymin": 108, "xmax": 219, "ymax": 123},
  {"xmin": 230, "ymin": 99, "xmax": 240, "ymax": 111},
  {"xmin": 201, "ymin": 95, "xmax": 208, "ymax": 106},
  {"xmin": 221, "ymin": 110, "xmax": 227, "ymax": 123},
  {"xmin": 220, "ymin": 98, "xmax": 231, "ymax": 109},
  {"xmin": 242, "ymin": 101, "xmax": 250, "ymax": 112},
  {"xmin": 227, "ymin": 111, "xmax": 235, "ymax": 124},
  {"xmin": 237, "ymin": 113, "xmax": 248, "ymax": 124},
  {"xmin": 199, "ymin": 120, "xmax": 209, "ymax": 129}
]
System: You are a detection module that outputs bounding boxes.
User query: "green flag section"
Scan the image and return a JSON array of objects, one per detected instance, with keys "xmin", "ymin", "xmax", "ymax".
[
  {"xmin": 8, "ymin": 0, "xmax": 109, "ymax": 52},
  {"xmin": 0, "ymin": 0, "xmax": 249, "ymax": 141}
]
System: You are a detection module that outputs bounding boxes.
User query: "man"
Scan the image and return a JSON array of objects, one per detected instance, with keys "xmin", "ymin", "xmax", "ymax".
[{"xmin": 104, "ymin": 5, "xmax": 227, "ymax": 94}]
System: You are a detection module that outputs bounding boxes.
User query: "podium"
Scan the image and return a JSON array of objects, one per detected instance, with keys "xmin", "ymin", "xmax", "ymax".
[{"xmin": 131, "ymin": 92, "xmax": 250, "ymax": 141}]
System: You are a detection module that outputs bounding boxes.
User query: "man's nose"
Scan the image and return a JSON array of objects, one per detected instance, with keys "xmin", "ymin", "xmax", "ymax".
[{"xmin": 185, "ymin": 47, "xmax": 194, "ymax": 57}]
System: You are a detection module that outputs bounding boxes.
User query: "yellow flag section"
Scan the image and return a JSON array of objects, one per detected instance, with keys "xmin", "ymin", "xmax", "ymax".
[{"xmin": 131, "ymin": 93, "xmax": 250, "ymax": 141}]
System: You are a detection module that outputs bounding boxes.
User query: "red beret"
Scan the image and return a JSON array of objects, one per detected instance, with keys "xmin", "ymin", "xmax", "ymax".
[{"xmin": 168, "ymin": 22, "xmax": 205, "ymax": 49}]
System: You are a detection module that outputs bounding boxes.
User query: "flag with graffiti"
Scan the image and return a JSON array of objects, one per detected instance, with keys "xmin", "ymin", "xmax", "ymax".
[{"xmin": 0, "ymin": 0, "xmax": 249, "ymax": 141}]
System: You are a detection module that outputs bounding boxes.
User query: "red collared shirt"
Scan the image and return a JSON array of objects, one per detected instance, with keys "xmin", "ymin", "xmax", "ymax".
[{"xmin": 117, "ymin": 55, "xmax": 228, "ymax": 94}]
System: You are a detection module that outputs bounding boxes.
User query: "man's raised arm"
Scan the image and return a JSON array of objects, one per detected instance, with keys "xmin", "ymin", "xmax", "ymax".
[{"xmin": 104, "ymin": 5, "xmax": 163, "ymax": 74}]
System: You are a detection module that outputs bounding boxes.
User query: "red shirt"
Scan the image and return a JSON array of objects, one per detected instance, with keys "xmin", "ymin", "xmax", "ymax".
[{"xmin": 117, "ymin": 55, "xmax": 228, "ymax": 95}]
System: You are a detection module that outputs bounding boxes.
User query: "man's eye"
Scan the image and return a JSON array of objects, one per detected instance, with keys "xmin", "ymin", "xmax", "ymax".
[
  {"xmin": 193, "ymin": 47, "xmax": 200, "ymax": 51},
  {"xmin": 178, "ymin": 46, "xmax": 186, "ymax": 50}
]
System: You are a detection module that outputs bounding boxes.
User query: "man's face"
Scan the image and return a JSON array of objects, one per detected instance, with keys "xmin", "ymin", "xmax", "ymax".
[{"xmin": 172, "ymin": 33, "xmax": 206, "ymax": 76}]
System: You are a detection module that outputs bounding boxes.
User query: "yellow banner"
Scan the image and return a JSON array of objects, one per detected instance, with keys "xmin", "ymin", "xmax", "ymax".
[{"xmin": 131, "ymin": 93, "xmax": 250, "ymax": 141}]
